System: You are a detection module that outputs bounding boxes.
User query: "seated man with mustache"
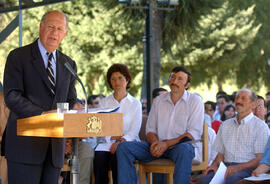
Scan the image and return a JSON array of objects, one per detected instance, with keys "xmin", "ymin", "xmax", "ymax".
[
  {"xmin": 116, "ymin": 66, "xmax": 205, "ymax": 184},
  {"xmin": 200, "ymin": 89, "xmax": 270, "ymax": 184}
]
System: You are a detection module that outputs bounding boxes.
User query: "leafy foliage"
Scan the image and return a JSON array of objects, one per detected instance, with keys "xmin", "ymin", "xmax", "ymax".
[
  {"xmin": 1, "ymin": 0, "xmax": 270, "ymax": 98},
  {"xmin": 161, "ymin": 2, "xmax": 261, "ymax": 90}
]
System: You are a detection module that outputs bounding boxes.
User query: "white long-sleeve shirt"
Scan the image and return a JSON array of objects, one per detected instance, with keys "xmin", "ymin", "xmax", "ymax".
[{"xmin": 95, "ymin": 93, "xmax": 142, "ymax": 151}]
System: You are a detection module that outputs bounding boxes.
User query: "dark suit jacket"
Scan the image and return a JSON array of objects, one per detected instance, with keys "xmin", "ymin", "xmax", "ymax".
[{"xmin": 3, "ymin": 39, "xmax": 77, "ymax": 168}]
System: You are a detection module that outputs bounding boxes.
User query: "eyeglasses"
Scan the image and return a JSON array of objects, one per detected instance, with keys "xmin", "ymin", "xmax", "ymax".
[{"xmin": 256, "ymin": 104, "xmax": 265, "ymax": 109}]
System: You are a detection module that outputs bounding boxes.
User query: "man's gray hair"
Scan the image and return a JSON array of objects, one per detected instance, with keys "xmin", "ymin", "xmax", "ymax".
[{"xmin": 237, "ymin": 88, "xmax": 257, "ymax": 102}]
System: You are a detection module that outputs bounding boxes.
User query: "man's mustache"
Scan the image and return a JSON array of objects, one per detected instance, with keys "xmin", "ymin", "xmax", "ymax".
[
  {"xmin": 236, "ymin": 103, "xmax": 243, "ymax": 107},
  {"xmin": 170, "ymin": 84, "xmax": 179, "ymax": 88}
]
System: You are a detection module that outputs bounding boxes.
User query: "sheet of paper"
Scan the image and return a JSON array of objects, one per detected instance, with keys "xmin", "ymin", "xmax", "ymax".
[
  {"xmin": 209, "ymin": 161, "xmax": 227, "ymax": 184},
  {"xmin": 244, "ymin": 173, "xmax": 270, "ymax": 181},
  {"xmin": 67, "ymin": 107, "xmax": 120, "ymax": 114}
]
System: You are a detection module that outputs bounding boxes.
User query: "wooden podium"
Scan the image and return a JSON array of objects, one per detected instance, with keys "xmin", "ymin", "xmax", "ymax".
[
  {"xmin": 17, "ymin": 112, "xmax": 123, "ymax": 184},
  {"xmin": 17, "ymin": 112, "xmax": 123, "ymax": 138}
]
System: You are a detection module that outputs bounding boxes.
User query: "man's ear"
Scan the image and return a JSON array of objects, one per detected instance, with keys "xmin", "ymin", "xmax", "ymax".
[{"xmin": 185, "ymin": 82, "xmax": 190, "ymax": 89}]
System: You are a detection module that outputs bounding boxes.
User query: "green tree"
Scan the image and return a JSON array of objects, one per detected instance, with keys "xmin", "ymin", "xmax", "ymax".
[
  {"xmin": 19, "ymin": 0, "xmax": 144, "ymax": 98},
  {"xmin": 161, "ymin": 2, "xmax": 260, "ymax": 91},
  {"xmin": 100, "ymin": 0, "xmax": 223, "ymax": 98},
  {"xmin": 231, "ymin": 0, "xmax": 270, "ymax": 91},
  {"xmin": 0, "ymin": 11, "xmax": 19, "ymax": 83}
]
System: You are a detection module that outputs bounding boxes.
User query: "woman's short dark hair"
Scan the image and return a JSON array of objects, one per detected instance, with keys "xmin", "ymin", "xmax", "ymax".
[{"xmin": 107, "ymin": 63, "xmax": 131, "ymax": 90}]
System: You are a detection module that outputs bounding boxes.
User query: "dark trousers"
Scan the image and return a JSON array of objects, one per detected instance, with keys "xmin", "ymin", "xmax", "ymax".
[
  {"xmin": 7, "ymin": 142, "xmax": 61, "ymax": 184},
  {"xmin": 94, "ymin": 151, "xmax": 117, "ymax": 184},
  {"xmin": 200, "ymin": 162, "xmax": 253, "ymax": 184}
]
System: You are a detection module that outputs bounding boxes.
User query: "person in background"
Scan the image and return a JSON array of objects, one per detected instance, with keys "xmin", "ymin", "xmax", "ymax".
[
  {"xmin": 200, "ymin": 89, "xmax": 270, "ymax": 184},
  {"xmin": 205, "ymin": 101, "xmax": 216, "ymax": 127},
  {"xmin": 87, "ymin": 95, "xmax": 100, "ymax": 108},
  {"xmin": 3, "ymin": 10, "xmax": 81, "ymax": 184},
  {"xmin": 228, "ymin": 92, "xmax": 237, "ymax": 105},
  {"xmin": 212, "ymin": 104, "xmax": 236, "ymax": 134},
  {"xmin": 212, "ymin": 95, "xmax": 230, "ymax": 133},
  {"xmin": 221, "ymin": 104, "xmax": 236, "ymax": 121},
  {"xmin": 213, "ymin": 94, "xmax": 230, "ymax": 121},
  {"xmin": 98, "ymin": 94, "xmax": 105, "ymax": 100},
  {"xmin": 254, "ymin": 95, "xmax": 267, "ymax": 121},
  {"xmin": 205, "ymin": 101, "xmax": 216, "ymax": 121},
  {"xmin": 152, "ymin": 88, "xmax": 167, "ymax": 101},
  {"xmin": 94, "ymin": 63, "xmax": 142, "ymax": 184},
  {"xmin": 213, "ymin": 91, "xmax": 227, "ymax": 117},
  {"xmin": 117, "ymin": 66, "xmax": 204, "ymax": 184},
  {"xmin": 265, "ymin": 92, "xmax": 270, "ymax": 112}
]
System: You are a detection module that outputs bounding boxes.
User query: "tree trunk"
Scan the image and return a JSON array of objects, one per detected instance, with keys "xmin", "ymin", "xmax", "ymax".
[
  {"xmin": 151, "ymin": 10, "xmax": 163, "ymax": 89},
  {"xmin": 141, "ymin": 10, "xmax": 163, "ymax": 100}
]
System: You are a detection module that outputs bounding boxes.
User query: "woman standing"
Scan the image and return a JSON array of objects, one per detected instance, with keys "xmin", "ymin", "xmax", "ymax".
[{"xmin": 94, "ymin": 63, "xmax": 142, "ymax": 184}]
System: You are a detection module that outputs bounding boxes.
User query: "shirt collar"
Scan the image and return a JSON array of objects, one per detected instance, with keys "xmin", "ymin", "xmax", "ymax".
[
  {"xmin": 112, "ymin": 92, "xmax": 132, "ymax": 103},
  {"xmin": 236, "ymin": 112, "xmax": 254, "ymax": 125},
  {"xmin": 126, "ymin": 93, "xmax": 133, "ymax": 102},
  {"xmin": 38, "ymin": 38, "xmax": 57, "ymax": 61},
  {"xmin": 166, "ymin": 90, "xmax": 188, "ymax": 104}
]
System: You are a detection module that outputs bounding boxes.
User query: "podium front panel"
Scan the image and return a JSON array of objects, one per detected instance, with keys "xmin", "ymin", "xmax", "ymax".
[{"xmin": 17, "ymin": 113, "xmax": 123, "ymax": 138}]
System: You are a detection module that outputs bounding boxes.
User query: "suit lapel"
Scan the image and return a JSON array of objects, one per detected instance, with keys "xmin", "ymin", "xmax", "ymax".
[{"xmin": 31, "ymin": 40, "xmax": 53, "ymax": 94}]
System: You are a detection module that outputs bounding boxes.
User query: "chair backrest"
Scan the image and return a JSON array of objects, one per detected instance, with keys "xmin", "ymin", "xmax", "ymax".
[{"xmin": 192, "ymin": 122, "xmax": 208, "ymax": 171}]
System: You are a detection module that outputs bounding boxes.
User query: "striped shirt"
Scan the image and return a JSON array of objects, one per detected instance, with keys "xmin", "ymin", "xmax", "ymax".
[{"xmin": 214, "ymin": 113, "xmax": 270, "ymax": 163}]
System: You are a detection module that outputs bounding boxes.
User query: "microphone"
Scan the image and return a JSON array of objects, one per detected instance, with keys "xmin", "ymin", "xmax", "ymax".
[{"xmin": 64, "ymin": 62, "xmax": 88, "ymax": 113}]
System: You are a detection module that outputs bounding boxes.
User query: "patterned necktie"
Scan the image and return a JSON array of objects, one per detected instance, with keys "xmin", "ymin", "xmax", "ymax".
[{"xmin": 46, "ymin": 52, "xmax": 55, "ymax": 95}]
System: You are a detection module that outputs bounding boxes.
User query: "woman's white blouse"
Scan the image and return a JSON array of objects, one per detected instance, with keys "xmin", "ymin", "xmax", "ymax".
[{"xmin": 95, "ymin": 93, "xmax": 142, "ymax": 151}]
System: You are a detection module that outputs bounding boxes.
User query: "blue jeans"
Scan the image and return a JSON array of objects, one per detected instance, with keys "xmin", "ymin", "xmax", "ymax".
[
  {"xmin": 116, "ymin": 141, "xmax": 195, "ymax": 184},
  {"xmin": 200, "ymin": 163, "xmax": 253, "ymax": 184}
]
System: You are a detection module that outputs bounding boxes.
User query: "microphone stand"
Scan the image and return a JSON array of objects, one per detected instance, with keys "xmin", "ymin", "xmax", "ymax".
[{"xmin": 65, "ymin": 62, "xmax": 88, "ymax": 184}]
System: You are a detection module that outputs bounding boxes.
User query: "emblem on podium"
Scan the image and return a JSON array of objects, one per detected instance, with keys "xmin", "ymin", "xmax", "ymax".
[{"xmin": 86, "ymin": 116, "xmax": 102, "ymax": 134}]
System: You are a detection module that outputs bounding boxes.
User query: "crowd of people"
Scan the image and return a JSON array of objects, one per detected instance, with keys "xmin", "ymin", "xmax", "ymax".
[{"xmin": 1, "ymin": 9, "xmax": 270, "ymax": 184}]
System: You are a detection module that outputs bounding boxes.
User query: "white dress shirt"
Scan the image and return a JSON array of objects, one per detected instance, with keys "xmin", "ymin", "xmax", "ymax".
[
  {"xmin": 214, "ymin": 113, "xmax": 270, "ymax": 163},
  {"xmin": 146, "ymin": 90, "xmax": 204, "ymax": 141},
  {"xmin": 95, "ymin": 93, "xmax": 142, "ymax": 151}
]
